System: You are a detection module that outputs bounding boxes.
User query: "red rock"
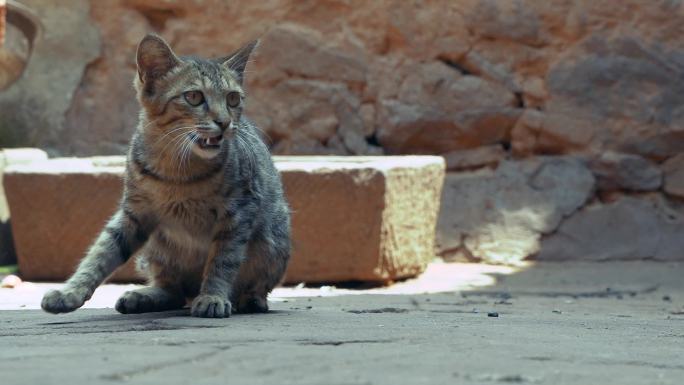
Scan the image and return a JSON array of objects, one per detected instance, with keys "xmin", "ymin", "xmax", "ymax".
[
  {"xmin": 537, "ymin": 195, "xmax": 684, "ymax": 261},
  {"xmin": 662, "ymin": 154, "xmax": 684, "ymax": 199},
  {"xmin": 589, "ymin": 152, "xmax": 662, "ymax": 192},
  {"xmin": 375, "ymin": 61, "xmax": 520, "ymax": 154},
  {"xmin": 3, "ymin": 0, "xmax": 683, "ymax": 160},
  {"xmin": 437, "ymin": 157, "xmax": 595, "ymax": 264},
  {"xmin": 442, "ymin": 145, "xmax": 506, "ymax": 171}
]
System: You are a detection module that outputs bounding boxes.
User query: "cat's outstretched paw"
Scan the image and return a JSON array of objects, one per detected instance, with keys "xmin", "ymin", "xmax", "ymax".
[
  {"xmin": 41, "ymin": 289, "xmax": 87, "ymax": 314},
  {"xmin": 191, "ymin": 295, "xmax": 232, "ymax": 318}
]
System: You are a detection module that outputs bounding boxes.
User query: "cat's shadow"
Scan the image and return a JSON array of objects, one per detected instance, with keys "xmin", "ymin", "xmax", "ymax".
[{"xmin": 38, "ymin": 309, "xmax": 290, "ymax": 329}]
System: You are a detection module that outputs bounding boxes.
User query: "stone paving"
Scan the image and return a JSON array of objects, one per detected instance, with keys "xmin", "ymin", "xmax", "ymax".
[{"xmin": 1, "ymin": 262, "xmax": 683, "ymax": 385}]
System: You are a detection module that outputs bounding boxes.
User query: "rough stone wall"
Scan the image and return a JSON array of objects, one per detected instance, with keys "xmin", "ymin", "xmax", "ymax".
[{"xmin": 1, "ymin": 0, "xmax": 684, "ymax": 263}]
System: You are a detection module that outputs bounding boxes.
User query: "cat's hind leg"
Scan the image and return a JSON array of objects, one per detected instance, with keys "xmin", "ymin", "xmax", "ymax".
[
  {"xmin": 232, "ymin": 226, "xmax": 290, "ymax": 314},
  {"xmin": 115, "ymin": 286, "xmax": 185, "ymax": 314},
  {"xmin": 115, "ymin": 248, "xmax": 185, "ymax": 314}
]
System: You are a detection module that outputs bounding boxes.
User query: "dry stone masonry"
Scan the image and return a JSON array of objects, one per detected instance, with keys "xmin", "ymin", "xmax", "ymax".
[
  {"xmin": 1, "ymin": 1, "xmax": 684, "ymax": 265},
  {"xmin": 438, "ymin": 157, "xmax": 595, "ymax": 263},
  {"xmin": 3, "ymin": 0, "xmax": 683, "ymax": 159}
]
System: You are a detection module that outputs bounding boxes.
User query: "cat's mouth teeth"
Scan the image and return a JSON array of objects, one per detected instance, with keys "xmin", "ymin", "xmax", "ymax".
[{"xmin": 195, "ymin": 133, "xmax": 223, "ymax": 149}]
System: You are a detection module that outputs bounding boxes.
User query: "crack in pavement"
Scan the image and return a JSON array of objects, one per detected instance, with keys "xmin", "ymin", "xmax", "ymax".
[
  {"xmin": 297, "ymin": 339, "xmax": 396, "ymax": 346},
  {"xmin": 464, "ymin": 285, "xmax": 660, "ymax": 299},
  {"xmin": 345, "ymin": 308, "xmax": 410, "ymax": 314},
  {"xmin": 593, "ymin": 360, "xmax": 684, "ymax": 371},
  {"xmin": 0, "ymin": 321, "xmax": 224, "ymax": 338},
  {"xmin": 99, "ymin": 346, "xmax": 231, "ymax": 381}
]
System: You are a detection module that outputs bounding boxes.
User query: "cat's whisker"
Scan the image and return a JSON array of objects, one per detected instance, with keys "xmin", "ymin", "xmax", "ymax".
[
  {"xmin": 158, "ymin": 130, "xmax": 188, "ymax": 154},
  {"xmin": 173, "ymin": 144, "xmax": 184, "ymax": 178},
  {"xmin": 153, "ymin": 125, "xmax": 195, "ymax": 144},
  {"xmin": 158, "ymin": 130, "xmax": 193, "ymax": 163},
  {"xmin": 239, "ymin": 130, "xmax": 262, "ymax": 144},
  {"xmin": 235, "ymin": 137, "xmax": 247, "ymax": 176},
  {"xmin": 140, "ymin": 117, "xmax": 162, "ymax": 130},
  {"xmin": 155, "ymin": 123, "xmax": 215, "ymax": 168},
  {"xmin": 240, "ymin": 128, "xmax": 270, "ymax": 152},
  {"xmin": 178, "ymin": 134, "xmax": 196, "ymax": 179},
  {"xmin": 161, "ymin": 131, "xmax": 195, "ymax": 179},
  {"xmin": 172, "ymin": 134, "xmax": 190, "ymax": 178},
  {"xmin": 152, "ymin": 124, "xmax": 211, "ymax": 146},
  {"xmin": 179, "ymin": 138, "xmax": 192, "ymax": 178},
  {"xmin": 249, "ymin": 124, "xmax": 272, "ymax": 144},
  {"xmin": 236, "ymin": 134, "xmax": 256, "ymax": 178}
]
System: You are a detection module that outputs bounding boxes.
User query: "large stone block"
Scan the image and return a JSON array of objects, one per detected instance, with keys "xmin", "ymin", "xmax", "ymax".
[
  {"xmin": 3, "ymin": 157, "xmax": 125, "ymax": 280},
  {"xmin": 0, "ymin": 148, "xmax": 48, "ymax": 265},
  {"xmin": 3, "ymin": 156, "xmax": 444, "ymax": 284}
]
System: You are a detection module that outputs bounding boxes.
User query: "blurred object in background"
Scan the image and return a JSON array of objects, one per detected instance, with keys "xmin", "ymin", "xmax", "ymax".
[
  {"xmin": 0, "ymin": 0, "xmax": 97, "ymax": 151},
  {"xmin": 0, "ymin": 0, "xmax": 41, "ymax": 91},
  {"xmin": 0, "ymin": 0, "xmax": 5, "ymax": 45}
]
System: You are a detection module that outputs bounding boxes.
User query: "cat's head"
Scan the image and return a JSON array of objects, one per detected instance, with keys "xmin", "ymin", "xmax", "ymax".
[{"xmin": 134, "ymin": 34, "xmax": 257, "ymax": 160}]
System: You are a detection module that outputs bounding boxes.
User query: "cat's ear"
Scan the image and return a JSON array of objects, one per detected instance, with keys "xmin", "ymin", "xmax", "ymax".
[
  {"xmin": 136, "ymin": 34, "xmax": 181, "ymax": 85},
  {"xmin": 218, "ymin": 40, "xmax": 259, "ymax": 84}
]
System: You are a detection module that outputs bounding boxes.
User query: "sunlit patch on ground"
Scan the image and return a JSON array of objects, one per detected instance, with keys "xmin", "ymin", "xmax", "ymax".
[
  {"xmin": 0, "ymin": 262, "xmax": 522, "ymax": 310},
  {"xmin": 272, "ymin": 261, "xmax": 521, "ymax": 298}
]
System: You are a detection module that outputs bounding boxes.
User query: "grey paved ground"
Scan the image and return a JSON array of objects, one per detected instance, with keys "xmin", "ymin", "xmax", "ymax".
[{"xmin": 1, "ymin": 262, "xmax": 683, "ymax": 385}]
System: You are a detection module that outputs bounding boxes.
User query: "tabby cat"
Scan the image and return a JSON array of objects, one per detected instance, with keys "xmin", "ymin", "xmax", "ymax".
[{"xmin": 41, "ymin": 34, "xmax": 291, "ymax": 318}]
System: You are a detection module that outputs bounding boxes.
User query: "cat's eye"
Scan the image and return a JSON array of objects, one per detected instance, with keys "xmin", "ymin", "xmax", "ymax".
[
  {"xmin": 183, "ymin": 90, "xmax": 205, "ymax": 106},
  {"xmin": 226, "ymin": 91, "xmax": 241, "ymax": 108}
]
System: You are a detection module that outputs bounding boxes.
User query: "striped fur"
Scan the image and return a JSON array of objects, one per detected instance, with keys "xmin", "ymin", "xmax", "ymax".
[{"xmin": 41, "ymin": 34, "xmax": 291, "ymax": 318}]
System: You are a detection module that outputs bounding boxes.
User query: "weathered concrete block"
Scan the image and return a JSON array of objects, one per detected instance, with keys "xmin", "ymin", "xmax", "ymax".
[
  {"xmin": 0, "ymin": 148, "xmax": 48, "ymax": 265},
  {"xmin": 3, "ymin": 157, "xmax": 124, "ymax": 279},
  {"xmin": 3, "ymin": 156, "xmax": 444, "ymax": 284}
]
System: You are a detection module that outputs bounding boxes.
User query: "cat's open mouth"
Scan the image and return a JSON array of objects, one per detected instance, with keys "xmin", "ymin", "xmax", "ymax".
[{"xmin": 193, "ymin": 133, "xmax": 223, "ymax": 149}]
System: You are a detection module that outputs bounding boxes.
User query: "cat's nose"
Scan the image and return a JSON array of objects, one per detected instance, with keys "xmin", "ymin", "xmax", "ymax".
[{"xmin": 214, "ymin": 120, "xmax": 230, "ymax": 131}]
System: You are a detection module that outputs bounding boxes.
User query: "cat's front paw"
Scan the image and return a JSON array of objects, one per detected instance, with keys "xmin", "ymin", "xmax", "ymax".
[
  {"xmin": 41, "ymin": 289, "xmax": 87, "ymax": 314},
  {"xmin": 191, "ymin": 294, "xmax": 232, "ymax": 318}
]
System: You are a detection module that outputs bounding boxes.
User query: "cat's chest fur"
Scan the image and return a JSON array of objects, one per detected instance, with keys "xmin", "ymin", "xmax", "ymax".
[{"xmin": 141, "ymin": 178, "xmax": 228, "ymax": 253}]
